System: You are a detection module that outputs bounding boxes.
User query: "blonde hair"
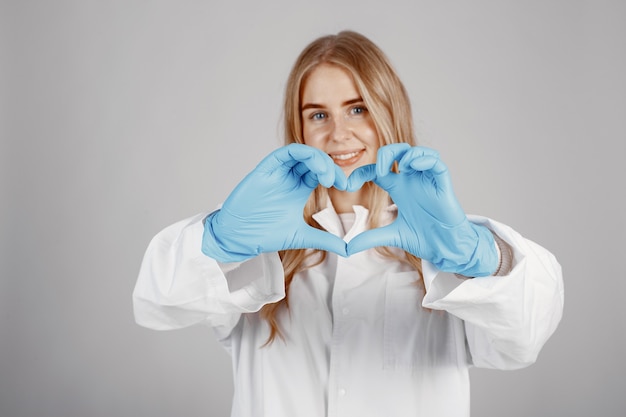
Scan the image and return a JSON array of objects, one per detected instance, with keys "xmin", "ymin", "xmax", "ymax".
[{"xmin": 261, "ymin": 30, "xmax": 423, "ymax": 344}]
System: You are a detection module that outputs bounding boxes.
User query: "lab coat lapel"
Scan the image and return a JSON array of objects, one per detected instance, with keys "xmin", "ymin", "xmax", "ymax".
[
  {"xmin": 311, "ymin": 198, "xmax": 371, "ymax": 240},
  {"xmin": 312, "ymin": 199, "xmax": 345, "ymax": 238}
]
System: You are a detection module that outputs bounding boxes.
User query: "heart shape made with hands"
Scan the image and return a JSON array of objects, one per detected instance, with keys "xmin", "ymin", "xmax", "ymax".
[{"xmin": 204, "ymin": 143, "xmax": 496, "ymax": 275}]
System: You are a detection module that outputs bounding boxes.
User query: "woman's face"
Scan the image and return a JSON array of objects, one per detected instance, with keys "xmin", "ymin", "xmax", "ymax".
[{"xmin": 301, "ymin": 63, "xmax": 379, "ymax": 177}]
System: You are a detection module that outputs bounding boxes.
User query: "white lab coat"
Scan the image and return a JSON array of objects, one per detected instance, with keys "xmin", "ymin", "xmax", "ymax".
[{"xmin": 133, "ymin": 204, "xmax": 563, "ymax": 417}]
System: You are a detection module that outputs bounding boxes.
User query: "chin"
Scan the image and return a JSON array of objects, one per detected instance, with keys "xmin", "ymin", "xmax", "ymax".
[{"xmin": 342, "ymin": 167, "xmax": 356, "ymax": 178}]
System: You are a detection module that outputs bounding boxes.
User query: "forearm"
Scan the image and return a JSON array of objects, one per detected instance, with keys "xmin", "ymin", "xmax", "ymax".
[
  {"xmin": 133, "ymin": 212, "xmax": 286, "ymax": 331},
  {"xmin": 422, "ymin": 216, "xmax": 564, "ymax": 369}
]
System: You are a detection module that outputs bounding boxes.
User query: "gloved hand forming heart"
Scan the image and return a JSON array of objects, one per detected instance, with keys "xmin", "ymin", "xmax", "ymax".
[
  {"xmin": 202, "ymin": 144, "xmax": 349, "ymax": 261},
  {"xmin": 346, "ymin": 143, "xmax": 498, "ymax": 277},
  {"xmin": 203, "ymin": 143, "xmax": 498, "ymax": 277}
]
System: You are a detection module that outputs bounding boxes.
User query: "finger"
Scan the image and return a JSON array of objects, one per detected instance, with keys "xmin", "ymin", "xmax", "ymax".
[
  {"xmin": 346, "ymin": 224, "xmax": 401, "ymax": 256},
  {"xmin": 297, "ymin": 226, "xmax": 348, "ymax": 257},
  {"xmin": 292, "ymin": 159, "xmax": 347, "ymax": 190},
  {"xmin": 292, "ymin": 161, "xmax": 323, "ymax": 189},
  {"xmin": 264, "ymin": 144, "xmax": 336, "ymax": 188},
  {"xmin": 346, "ymin": 164, "xmax": 376, "ymax": 192},
  {"xmin": 258, "ymin": 145, "xmax": 301, "ymax": 170},
  {"xmin": 286, "ymin": 144, "xmax": 338, "ymax": 188},
  {"xmin": 376, "ymin": 143, "xmax": 411, "ymax": 177},
  {"xmin": 398, "ymin": 147, "xmax": 441, "ymax": 173},
  {"xmin": 264, "ymin": 144, "xmax": 329, "ymax": 173},
  {"xmin": 402, "ymin": 151, "xmax": 455, "ymax": 194}
]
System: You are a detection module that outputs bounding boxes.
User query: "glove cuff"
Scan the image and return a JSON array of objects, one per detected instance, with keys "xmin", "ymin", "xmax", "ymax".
[
  {"xmin": 453, "ymin": 223, "xmax": 499, "ymax": 277},
  {"xmin": 430, "ymin": 221, "xmax": 499, "ymax": 277},
  {"xmin": 201, "ymin": 210, "xmax": 257, "ymax": 263}
]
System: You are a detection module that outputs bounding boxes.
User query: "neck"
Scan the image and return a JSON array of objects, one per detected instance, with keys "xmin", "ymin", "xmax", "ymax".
[{"xmin": 328, "ymin": 186, "xmax": 370, "ymax": 213}]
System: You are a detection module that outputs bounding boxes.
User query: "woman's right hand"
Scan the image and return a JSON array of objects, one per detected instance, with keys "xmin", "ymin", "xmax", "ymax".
[{"xmin": 202, "ymin": 144, "xmax": 348, "ymax": 262}]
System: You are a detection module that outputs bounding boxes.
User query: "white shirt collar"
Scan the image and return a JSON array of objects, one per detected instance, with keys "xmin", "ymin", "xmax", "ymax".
[{"xmin": 311, "ymin": 197, "xmax": 397, "ymax": 241}]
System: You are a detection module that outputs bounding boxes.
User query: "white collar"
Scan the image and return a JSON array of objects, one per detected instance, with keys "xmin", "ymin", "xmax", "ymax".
[{"xmin": 311, "ymin": 197, "xmax": 397, "ymax": 241}]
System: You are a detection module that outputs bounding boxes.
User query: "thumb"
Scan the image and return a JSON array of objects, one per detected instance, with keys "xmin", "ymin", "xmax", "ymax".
[
  {"xmin": 297, "ymin": 226, "xmax": 348, "ymax": 257},
  {"xmin": 347, "ymin": 224, "xmax": 401, "ymax": 256}
]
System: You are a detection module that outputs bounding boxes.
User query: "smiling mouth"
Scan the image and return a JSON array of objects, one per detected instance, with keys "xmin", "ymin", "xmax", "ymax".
[
  {"xmin": 330, "ymin": 150, "xmax": 361, "ymax": 161},
  {"xmin": 328, "ymin": 150, "xmax": 365, "ymax": 167}
]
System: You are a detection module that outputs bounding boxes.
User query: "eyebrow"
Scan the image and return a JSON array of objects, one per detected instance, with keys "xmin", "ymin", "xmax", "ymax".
[{"xmin": 301, "ymin": 97, "xmax": 364, "ymax": 111}]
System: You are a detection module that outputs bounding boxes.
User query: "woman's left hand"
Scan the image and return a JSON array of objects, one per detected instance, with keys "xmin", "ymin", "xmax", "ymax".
[{"xmin": 347, "ymin": 144, "xmax": 498, "ymax": 277}]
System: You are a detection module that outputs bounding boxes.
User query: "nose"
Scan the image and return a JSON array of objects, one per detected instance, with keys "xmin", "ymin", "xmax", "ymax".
[{"xmin": 330, "ymin": 117, "xmax": 351, "ymax": 141}]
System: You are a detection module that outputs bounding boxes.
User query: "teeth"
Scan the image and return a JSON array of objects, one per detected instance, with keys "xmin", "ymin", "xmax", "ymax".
[{"xmin": 331, "ymin": 151, "xmax": 360, "ymax": 160}]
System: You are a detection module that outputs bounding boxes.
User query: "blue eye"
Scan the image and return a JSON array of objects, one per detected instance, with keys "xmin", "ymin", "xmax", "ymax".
[
  {"xmin": 311, "ymin": 112, "xmax": 326, "ymax": 120},
  {"xmin": 351, "ymin": 106, "xmax": 367, "ymax": 115}
]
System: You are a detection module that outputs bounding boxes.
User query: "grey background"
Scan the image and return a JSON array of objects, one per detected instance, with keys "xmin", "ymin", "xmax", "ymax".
[{"xmin": 1, "ymin": 0, "xmax": 625, "ymax": 416}]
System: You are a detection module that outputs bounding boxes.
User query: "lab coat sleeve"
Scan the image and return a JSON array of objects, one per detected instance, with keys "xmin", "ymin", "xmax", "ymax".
[
  {"xmin": 133, "ymin": 212, "xmax": 286, "ymax": 335},
  {"xmin": 421, "ymin": 215, "xmax": 564, "ymax": 370}
]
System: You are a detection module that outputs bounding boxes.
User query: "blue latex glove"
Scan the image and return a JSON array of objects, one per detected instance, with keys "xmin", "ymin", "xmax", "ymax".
[
  {"xmin": 202, "ymin": 144, "xmax": 348, "ymax": 262},
  {"xmin": 347, "ymin": 144, "xmax": 498, "ymax": 277}
]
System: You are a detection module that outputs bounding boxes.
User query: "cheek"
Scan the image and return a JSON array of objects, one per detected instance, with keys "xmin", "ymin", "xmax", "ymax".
[
  {"xmin": 302, "ymin": 126, "xmax": 323, "ymax": 149},
  {"xmin": 362, "ymin": 126, "xmax": 381, "ymax": 156}
]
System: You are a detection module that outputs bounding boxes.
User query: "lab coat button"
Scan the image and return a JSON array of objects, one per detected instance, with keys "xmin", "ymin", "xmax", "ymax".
[
  {"xmin": 342, "ymin": 308, "xmax": 350, "ymax": 315},
  {"xmin": 339, "ymin": 388, "xmax": 346, "ymax": 396}
]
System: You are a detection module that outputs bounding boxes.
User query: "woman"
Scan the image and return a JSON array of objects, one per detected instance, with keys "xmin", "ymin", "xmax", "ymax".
[{"xmin": 134, "ymin": 31, "xmax": 563, "ymax": 417}]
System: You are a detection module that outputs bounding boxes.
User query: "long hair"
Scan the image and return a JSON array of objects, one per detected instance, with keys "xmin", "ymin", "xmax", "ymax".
[{"xmin": 261, "ymin": 30, "xmax": 423, "ymax": 344}]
